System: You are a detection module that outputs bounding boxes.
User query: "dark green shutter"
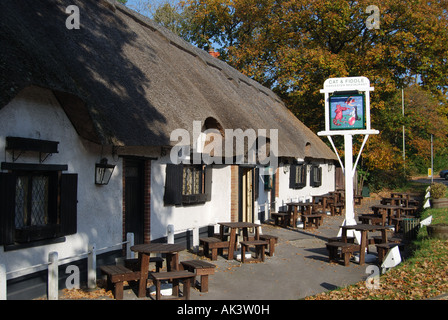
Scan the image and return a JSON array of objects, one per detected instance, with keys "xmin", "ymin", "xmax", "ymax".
[
  {"xmin": 0, "ymin": 173, "xmax": 16, "ymax": 245},
  {"xmin": 59, "ymin": 173, "xmax": 78, "ymax": 236},
  {"xmin": 289, "ymin": 165, "xmax": 296, "ymax": 189},
  {"xmin": 164, "ymin": 164, "xmax": 183, "ymax": 206},
  {"xmin": 204, "ymin": 165, "xmax": 213, "ymax": 202}
]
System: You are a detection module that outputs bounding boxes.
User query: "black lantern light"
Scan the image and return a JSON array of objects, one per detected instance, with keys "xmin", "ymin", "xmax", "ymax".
[{"xmin": 95, "ymin": 158, "xmax": 115, "ymax": 185}]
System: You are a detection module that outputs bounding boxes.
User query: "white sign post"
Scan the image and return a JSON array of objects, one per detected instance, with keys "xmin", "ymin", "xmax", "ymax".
[{"xmin": 318, "ymin": 77, "xmax": 379, "ymax": 242}]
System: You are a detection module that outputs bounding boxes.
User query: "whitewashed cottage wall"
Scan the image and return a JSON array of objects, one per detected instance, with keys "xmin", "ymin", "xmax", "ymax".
[{"xmin": 0, "ymin": 86, "xmax": 122, "ymax": 278}]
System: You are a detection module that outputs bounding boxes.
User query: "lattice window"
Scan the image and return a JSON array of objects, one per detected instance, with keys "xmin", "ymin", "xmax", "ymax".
[{"xmin": 15, "ymin": 174, "xmax": 49, "ymax": 228}]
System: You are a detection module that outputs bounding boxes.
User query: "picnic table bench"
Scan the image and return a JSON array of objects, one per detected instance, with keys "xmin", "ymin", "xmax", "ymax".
[
  {"xmin": 150, "ymin": 270, "xmax": 195, "ymax": 300},
  {"xmin": 200, "ymin": 237, "xmax": 230, "ymax": 260},
  {"xmin": 240, "ymin": 240, "xmax": 268, "ymax": 263},
  {"xmin": 259, "ymin": 234, "xmax": 278, "ymax": 256},
  {"xmin": 180, "ymin": 260, "xmax": 216, "ymax": 292},
  {"xmin": 329, "ymin": 202, "xmax": 344, "ymax": 216},
  {"xmin": 375, "ymin": 242, "xmax": 405, "ymax": 264},
  {"xmin": 271, "ymin": 211, "xmax": 290, "ymax": 227},
  {"xmin": 326, "ymin": 242, "xmax": 361, "ymax": 266},
  {"xmin": 100, "ymin": 265, "xmax": 141, "ymax": 300},
  {"xmin": 301, "ymin": 213, "xmax": 323, "ymax": 229}
]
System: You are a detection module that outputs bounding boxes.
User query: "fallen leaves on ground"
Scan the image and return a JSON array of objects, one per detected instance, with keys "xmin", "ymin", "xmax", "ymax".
[{"xmin": 306, "ymin": 239, "xmax": 448, "ymax": 300}]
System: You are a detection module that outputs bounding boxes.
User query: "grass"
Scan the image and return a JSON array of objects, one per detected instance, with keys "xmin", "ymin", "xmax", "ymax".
[{"xmin": 306, "ymin": 183, "xmax": 448, "ymax": 300}]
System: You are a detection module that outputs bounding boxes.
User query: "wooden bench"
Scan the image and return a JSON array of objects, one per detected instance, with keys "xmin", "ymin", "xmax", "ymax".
[
  {"xmin": 326, "ymin": 242, "xmax": 360, "ymax": 266},
  {"xmin": 354, "ymin": 195, "xmax": 363, "ymax": 205},
  {"xmin": 240, "ymin": 240, "xmax": 268, "ymax": 263},
  {"xmin": 330, "ymin": 203, "xmax": 344, "ymax": 216},
  {"xmin": 200, "ymin": 237, "xmax": 230, "ymax": 260},
  {"xmin": 180, "ymin": 260, "xmax": 216, "ymax": 292},
  {"xmin": 301, "ymin": 213, "xmax": 323, "ymax": 229},
  {"xmin": 259, "ymin": 234, "xmax": 278, "ymax": 256},
  {"xmin": 358, "ymin": 214, "xmax": 383, "ymax": 225},
  {"xmin": 100, "ymin": 265, "xmax": 141, "ymax": 300},
  {"xmin": 150, "ymin": 270, "xmax": 195, "ymax": 300},
  {"xmin": 124, "ymin": 257, "xmax": 164, "ymax": 272},
  {"xmin": 271, "ymin": 212, "xmax": 290, "ymax": 227},
  {"xmin": 376, "ymin": 242, "xmax": 405, "ymax": 264}
]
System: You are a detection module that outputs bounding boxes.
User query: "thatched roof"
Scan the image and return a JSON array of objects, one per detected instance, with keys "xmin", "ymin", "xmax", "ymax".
[{"xmin": 0, "ymin": 0, "xmax": 336, "ymax": 160}]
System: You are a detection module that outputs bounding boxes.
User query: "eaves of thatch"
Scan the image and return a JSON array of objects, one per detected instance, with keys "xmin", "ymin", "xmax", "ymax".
[{"xmin": 0, "ymin": 0, "xmax": 336, "ymax": 161}]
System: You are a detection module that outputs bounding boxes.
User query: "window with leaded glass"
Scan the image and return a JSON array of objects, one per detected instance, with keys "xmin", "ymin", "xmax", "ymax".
[
  {"xmin": 289, "ymin": 163, "xmax": 307, "ymax": 189},
  {"xmin": 182, "ymin": 165, "xmax": 203, "ymax": 196}
]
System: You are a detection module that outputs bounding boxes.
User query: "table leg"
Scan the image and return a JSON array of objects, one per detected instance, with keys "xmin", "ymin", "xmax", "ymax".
[
  {"xmin": 293, "ymin": 206, "xmax": 298, "ymax": 227},
  {"xmin": 341, "ymin": 227, "xmax": 347, "ymax": 243},
  {"xmin": 228, "ymin": 228, "xmax": 236, "ymax": 260},
  {"xmin": 138, "ymin": 253, "xmax": 150, "ymax": 298},
  {"xmin": 166, "ymin": 253, "xmax": 179, "ymax": 271},
  {"xmin": 242, "ymin": 227, "xmax": 249, "ymax": 241},
  {"xmin": 359, "ymin": 231, "xmax": 367, "ymax": 265},
  {"xmin": 381, "ymin": 229, "xmax": 388, "ymax": 243}
]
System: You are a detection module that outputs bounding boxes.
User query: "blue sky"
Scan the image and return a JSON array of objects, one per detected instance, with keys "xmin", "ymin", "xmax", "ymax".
[{"xmin": 125, "ymin": 0, "xmax": 181, "ymax": 18}]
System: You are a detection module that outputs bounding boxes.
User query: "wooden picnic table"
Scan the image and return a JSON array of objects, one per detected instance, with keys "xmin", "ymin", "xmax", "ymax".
[
  {"xmin": 371, "ymin": 204, "xmax": 402, "ymax": 225},
  {"xmin": 341, "ymin": 224, "xmax": 392, "ymax": 265},
  {"xmin": 131, "ymin": 243, "xmax": 184, "ymax": 297},
  {"xmin": 312, "ymin": 194, "xmax": 334, "ymax": 213},
  {"xmin": 218, "ymin": 222, "xmax": 261, "ymax": 260},
  {"xmin": 286, "ymin": 202, "xmax": 313, "ymax": 227},
  {"xmin": 381, "ymin": 197, "xmax": 408, "ymax": 207},
  {"xmin": 390, "ymin": 192, "xmax": 410, "ymax": 199}
]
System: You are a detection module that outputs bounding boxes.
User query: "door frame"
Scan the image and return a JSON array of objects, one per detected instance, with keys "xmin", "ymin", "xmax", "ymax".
[
  {"xmin": 123, "ymin": 157, "xmax": 152, "ymax": 244},
  {"xmin": 238, "ymin": 166, "xmax": 256, "ymax": 223}
]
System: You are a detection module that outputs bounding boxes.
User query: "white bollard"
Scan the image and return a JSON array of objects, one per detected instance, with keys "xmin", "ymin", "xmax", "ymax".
[
  {"xmin": 126, "ymin": 232, "xmax": 135, "ymax": 259},
  {"xmin": 192, "ymin": 227, "xmax": 199, "ymax": 253},
  {"xmin": 87, "ymin": 244, "xmax": 96, "ymax": 290},
  {"xmin": 48, "ymin": 251, "xmax": 59, "ymax": 300},
  {"xmin": 167, "ymin": 225, "xmax": 175, "ymax": 244},
  {"xmin": 0, "ymin": 264, "xmax": 6, "ymax": 300}
]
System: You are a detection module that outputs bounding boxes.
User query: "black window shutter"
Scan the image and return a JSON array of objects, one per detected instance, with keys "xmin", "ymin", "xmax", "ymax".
[
  {"xmin": 0, "ymin": 173, "xmax": 16, "ymax": 245},
  {"xmin": 59, "ymin": 173, "xmax": 78, "ymax": 236},
  {"xmin": 164, "ymin": 164, "xmax": 183, "ymax": 206},
  {"xmin": 204, "ymin": 165, "xmax": 213, "ymax": 201},
  {"xmin": 316, "ymin": 167, "xmax": 322, "ymax": 187},
  {"xmin": 310, "ymin": 166, "xmax": 316, "ymax": 187},
  {"xmin": 289, "ymin": 165, "xmax": 296, "ymax": 189}
]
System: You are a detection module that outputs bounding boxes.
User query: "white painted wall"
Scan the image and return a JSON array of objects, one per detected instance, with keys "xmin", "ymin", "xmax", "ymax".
[
  {"xmin": 0, "ymin": 86, "xmax": 122, "ymax": 279},
  {"xmin": 151, "ymin": 157, "xmax": 231, "ymax": 240},
  {"xmin": 255, "ymin": 162, "xmax": 336, "ymax": 214},
  {"xmin": 276, "ymin": 161, "xmax": 335, "ymax": 211}
]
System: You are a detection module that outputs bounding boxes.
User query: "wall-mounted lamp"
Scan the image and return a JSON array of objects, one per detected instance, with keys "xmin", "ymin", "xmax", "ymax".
[
  {"xmin": 95, "ymin": 158, "xmax": 115, "ymax": 185},
  {"xmin": 283, "ymin": 163, "xmax": 290, "ymax": 174}
]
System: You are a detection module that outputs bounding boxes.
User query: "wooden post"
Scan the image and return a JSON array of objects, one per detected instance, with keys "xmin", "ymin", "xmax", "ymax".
[
  {"xmin": 87, "ymin": 244, "xmax": 96, "ymax": 290},
  {"xmin": 167, "ymin": 224, "xmax": 174, "ymax": 244},
  {"xmin": 126, "ymin": 232, "xmax": 134, "ymax": 259},
  {"xmin": 0, "ymin": 264, "xmax": 6, "ymax": 300},
  {"xmin": 48, "ymin": 251, "xmax": 58, "ymax": 300}
]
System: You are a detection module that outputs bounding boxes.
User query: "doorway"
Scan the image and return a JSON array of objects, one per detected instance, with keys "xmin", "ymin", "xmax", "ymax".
[
  {"xmin": 239, "ymin": 167, "xmax": 255, "ymax": 223},
  {"xmin": 124, "ymin": 159, "xmax": 145, "ymax": 244}
]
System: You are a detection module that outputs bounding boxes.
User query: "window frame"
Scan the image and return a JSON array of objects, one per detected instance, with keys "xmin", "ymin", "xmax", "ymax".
[
  {"xmin": 289, "ymin": 163, "xmax": 307, "ymax": 189},
  {"xmin": 310, "ymin": 165, "xmax": 322, "ymax": 188},
  {"xmin": 0, "ymin": 162, "xmax": 78, "ymax": 249},
  {"xmin": 164, "ymin": 163, "xmax": 212, "ymax": 206}
]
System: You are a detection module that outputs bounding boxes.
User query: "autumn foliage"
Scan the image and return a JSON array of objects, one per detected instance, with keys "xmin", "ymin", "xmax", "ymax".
[{"xmin": 179, "ymin": 0, "xmax": 448, "ymax": 178}]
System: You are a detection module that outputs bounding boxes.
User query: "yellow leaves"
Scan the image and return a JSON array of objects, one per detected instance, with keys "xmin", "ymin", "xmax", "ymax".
[{"xmin": 364, "ymin": 134, "xmax": 402, "ymax": 171}]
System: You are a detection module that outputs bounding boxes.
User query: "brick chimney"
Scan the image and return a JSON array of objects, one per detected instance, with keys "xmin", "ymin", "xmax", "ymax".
[{"xmin": 208, "ymin": 48, "xmax": 220, "ymax": 58}]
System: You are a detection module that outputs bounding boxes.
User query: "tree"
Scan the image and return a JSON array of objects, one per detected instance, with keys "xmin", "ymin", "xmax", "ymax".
[
  {"xmin": 181, "ymin": 0, "xmax": 448, "ymax": 179},
  {"xmin": 182, "ymin": 0, "xmax": 448, "ymax": 126}
]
